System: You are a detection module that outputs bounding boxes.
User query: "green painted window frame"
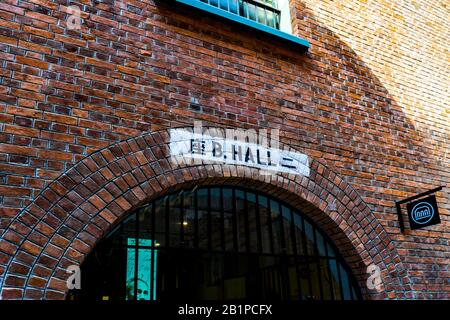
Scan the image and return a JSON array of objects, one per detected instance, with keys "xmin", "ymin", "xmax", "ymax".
[{"xmin": 172, "ymin": 0, "xmax": 310, "ymax": 52}]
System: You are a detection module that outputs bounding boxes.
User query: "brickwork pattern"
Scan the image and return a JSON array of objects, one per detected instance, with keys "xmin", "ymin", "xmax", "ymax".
[
  {"xmin": 0, "ymin": 130, "xmax": 410, "ymax": 299},
  {"xmin": 0, "ymin": 0, "xmax": 448, "ymax": 298}
]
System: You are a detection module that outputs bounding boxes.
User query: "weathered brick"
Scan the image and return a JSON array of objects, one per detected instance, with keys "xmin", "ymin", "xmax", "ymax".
[
  {"xmin": 1, "ymin": 288, "xmax": 23, "ymax": 300},
  {"xmin": 0, "ymin": 0, "xmax": 447, "ymax": 301},
  {"xmin": 16, "ymin": 56, "xmax": 49, "ymax": 70}
]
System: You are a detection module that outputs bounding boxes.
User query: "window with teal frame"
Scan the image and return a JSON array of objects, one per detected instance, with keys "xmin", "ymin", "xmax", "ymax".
[{"xmin": 172, "ymin": 0, "xmax": 311, "ymax": 51}]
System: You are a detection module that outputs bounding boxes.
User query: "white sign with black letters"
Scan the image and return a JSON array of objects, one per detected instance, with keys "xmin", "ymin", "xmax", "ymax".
[{"xmin": 169, "ymin": 128, "xmax": 310, "ymax": 177}]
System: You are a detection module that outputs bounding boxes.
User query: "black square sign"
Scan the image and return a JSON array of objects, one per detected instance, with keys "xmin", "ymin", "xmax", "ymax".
[{"xmin": 407, "ymin": 195, "xmax": 440, "ymax": 230}]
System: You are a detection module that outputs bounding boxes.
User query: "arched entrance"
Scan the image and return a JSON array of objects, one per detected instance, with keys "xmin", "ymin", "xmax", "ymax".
[
  {"xmin": 0, "ymin": 129, "xmax": 411, "ymax": 300},
  {"xmin": 70, "ymin": 185, "xmax": 361, "ymax": 301}
]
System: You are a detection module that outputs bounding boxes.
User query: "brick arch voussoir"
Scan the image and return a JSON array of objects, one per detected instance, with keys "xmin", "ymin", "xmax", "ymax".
[{"xmin": 0, "ymin": 129, "xmax": 410, "ymax": 300}]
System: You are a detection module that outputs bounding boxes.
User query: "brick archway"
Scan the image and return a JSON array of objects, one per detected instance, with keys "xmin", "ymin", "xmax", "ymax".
[{"xmin": 0, "ymin": 129, "xmax": 411, "ymax": 300}]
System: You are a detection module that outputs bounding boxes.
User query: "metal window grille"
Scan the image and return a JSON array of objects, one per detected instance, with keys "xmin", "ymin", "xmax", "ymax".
[
  {"xmin": 199, "ymin": 0, "xmax": 281, "ymax": 29},
  {"xmin": 74, "ymin": 186, "xmax": 362, "ymax": 301}
]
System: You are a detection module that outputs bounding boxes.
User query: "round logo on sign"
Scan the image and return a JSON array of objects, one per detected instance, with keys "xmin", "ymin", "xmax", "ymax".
[{"xmin": 411, "ymin": 202, "xmax": 434, "ymax": 225}]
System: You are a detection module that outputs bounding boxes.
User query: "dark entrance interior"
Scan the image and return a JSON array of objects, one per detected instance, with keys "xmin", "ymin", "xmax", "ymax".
[{"xmin": 69, "ymin": 186, "xmax": 361, "ymax": 301}]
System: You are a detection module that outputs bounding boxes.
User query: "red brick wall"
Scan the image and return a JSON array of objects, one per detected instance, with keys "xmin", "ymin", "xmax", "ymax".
[{"xmin": 0, "ymin": 0, "xmax": 448, "ymax": 299}]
